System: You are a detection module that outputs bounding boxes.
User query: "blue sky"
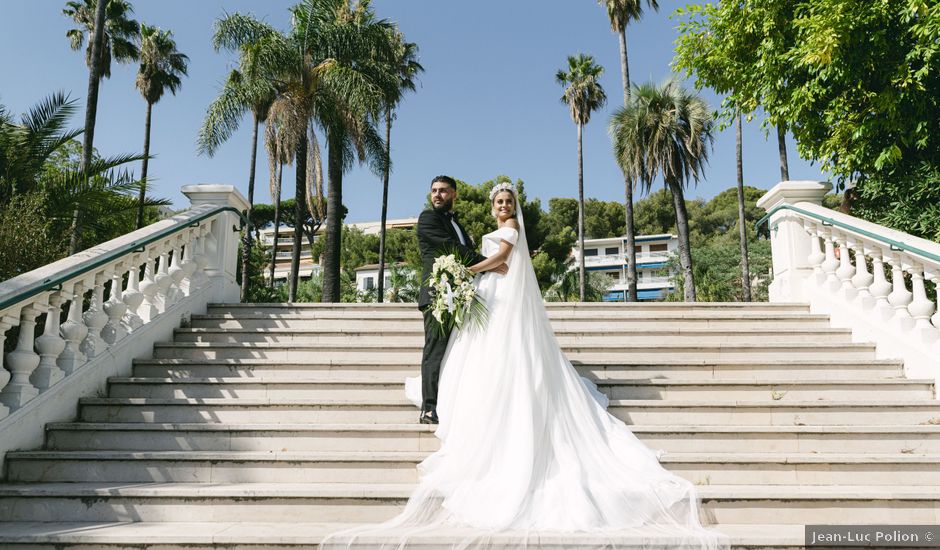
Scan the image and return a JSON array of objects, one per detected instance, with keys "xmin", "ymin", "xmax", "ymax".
[{"xmin": 1, "ymin": 0, "xmax": 824, "ymax": 223}]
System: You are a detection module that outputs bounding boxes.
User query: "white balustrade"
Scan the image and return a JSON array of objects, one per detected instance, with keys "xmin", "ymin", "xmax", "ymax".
[
  {"xmin": 759, "ymin": 181, "xmax": 940, "ymax": 382},
  {"xmin": 0, "ymin": 184, "xmax": 248, "ymax": 445}
]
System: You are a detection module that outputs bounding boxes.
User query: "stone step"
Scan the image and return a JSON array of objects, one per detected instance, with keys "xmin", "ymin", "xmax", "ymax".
[
  {"xmin": 0, "ymin": 482, "xmax": 936, "ymax": 524},
  {"xmin": 44, "ymin": 422, "xmax": 940, "ymax": 455},
  {"xmin": 208, "ymin": 301, "xmax": 811, "ymax": 314},
  {"xmin": 76, "ymin": 397, "xmax": 940, "ymax": 426},
  {"xmin": 173, "ymin": 327, "xmax": 854, "ymax": 345},
  {"xmin": 131, "ymin": 358, "xmax": 905, "ymax": 381},
  {"xmin": 0, "ymin": 520, "xmax": 804, "ymax": 549},
  {"xmin": 194, "ymin": 316, "xmax": 835, "ymax": 332},
  {"xmin": 151, "ymin": 341, "xmax": 878, "ymax": 362},
  {"xmin": 106, "ymin": 376, "xmax": 936, "ymax": 402},
  {"xmin": 8, "ymin": 450, "xmax": 940, "ymax": 486}
]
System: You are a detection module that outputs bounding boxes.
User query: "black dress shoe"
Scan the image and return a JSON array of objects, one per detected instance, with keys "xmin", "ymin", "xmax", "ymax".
[{"xmin": 419, "ymin": 410, "xmax": 439, "ymax": 424}]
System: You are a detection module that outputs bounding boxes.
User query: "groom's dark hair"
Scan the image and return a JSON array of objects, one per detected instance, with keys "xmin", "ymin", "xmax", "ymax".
[{"xmin": 431, "ymin": 175, "xmax": 457, "ymax": 190}]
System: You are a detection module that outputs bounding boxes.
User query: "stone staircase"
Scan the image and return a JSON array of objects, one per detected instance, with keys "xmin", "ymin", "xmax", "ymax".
[{"xmin": 0, "ymin": 302, "xmax": 938, "ymax": 548}]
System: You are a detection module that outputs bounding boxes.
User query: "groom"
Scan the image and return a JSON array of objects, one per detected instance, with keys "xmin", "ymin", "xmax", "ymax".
[{"xmin": 416, "ymin": 175, "xmax": 507, "ymax": 424}]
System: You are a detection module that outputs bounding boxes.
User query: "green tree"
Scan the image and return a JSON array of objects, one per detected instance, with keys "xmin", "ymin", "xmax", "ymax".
[
  {"xmin": 611, "ymin": 80, "xmax": 714, "ymax": 301},
  {"xmin": 377, "ymin": 31, "xmax": 423, "ymax": 303},
  {"xmin": 134, "ymin": 24, "xmax": 187, "ymax": 229},
  {"xmin": 0, "ymin": 192, "xmax": 66, "ymax": 280},
  {"xmin": 64, "ymin": 0, "xmax": 140, "ymax": 253},
  {"xmin": 556, "ymin": 53, "xmax": 607, "ymax": 302},
  {"xmin": 598, "ymin": 0, "xmax": 659, "ymax": 302}
]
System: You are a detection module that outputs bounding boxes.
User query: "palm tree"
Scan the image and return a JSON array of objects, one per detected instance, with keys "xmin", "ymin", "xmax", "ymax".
[
  {"xmin": 198, "ymin": 69, "xmax": 275, "ymax": 301},
  {"xmin": 63, "ymin": 0, "xmax": 140, "ymax": 253},
  {"xmin": 736, "ymin": 111, "xmax": 751, "ymax": 301},
  {"xmin": 611, "ymin": 80, "xmax": 714, "ymax": 302},
  {"xmin": 134, "ymin": 24, "xmax": 188, "ymax": 229},
  {"xmin": 377, "ymin": 31, "xmax": 423, "ymax": 303},
  {"xmin": 201, "ymin": 14, "xmax": 280, "ymax": 301},
  {"xmin": 598, "ymin": 0, "xmax": 658, "ymax": 302},
  {"xmin": 556, "ymin": 54, "xmax": 607, "ymax": 302}
]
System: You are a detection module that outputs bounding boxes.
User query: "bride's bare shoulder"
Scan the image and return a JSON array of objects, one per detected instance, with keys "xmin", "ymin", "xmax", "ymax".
[{"xmin": 503, "ymin": 219, "xmax": 519, "ymax": 229}]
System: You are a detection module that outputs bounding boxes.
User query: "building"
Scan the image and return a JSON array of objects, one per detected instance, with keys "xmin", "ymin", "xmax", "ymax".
[
  {"xmin": 354, "ymin": 262, "xmax": 414, "ymax": 293},
  {"xmin": 259, "ymin": 217, "xmax": 418, "ymax": 282},
  {"xmin": 572, "ymin": 234, "xmax": 678, "ymax": 301}
]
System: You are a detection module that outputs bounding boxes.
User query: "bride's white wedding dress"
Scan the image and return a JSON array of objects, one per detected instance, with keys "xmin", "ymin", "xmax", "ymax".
[{"xmin": 321, "ymin": 199, "xmax": 728, "ymax": 549}]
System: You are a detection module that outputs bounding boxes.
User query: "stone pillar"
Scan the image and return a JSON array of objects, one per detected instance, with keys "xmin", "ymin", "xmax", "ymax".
[
  {"xmin": 181, "ymin": 185, "xmax": 250, "ymax": 304},
  {"xmin": 756, "ymin": 181, "xmax": 832, "ymax": 302}
]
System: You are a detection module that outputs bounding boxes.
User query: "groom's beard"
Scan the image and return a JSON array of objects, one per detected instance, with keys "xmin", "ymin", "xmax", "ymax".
[{"xmin": 433, "ymin": 198, "xmax": 454, "ymax": 212}]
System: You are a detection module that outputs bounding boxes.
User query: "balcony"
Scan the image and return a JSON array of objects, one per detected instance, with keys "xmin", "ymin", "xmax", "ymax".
[{"xmin": 582, "ymin": 250, "xmax": 671, "ymax": 267}]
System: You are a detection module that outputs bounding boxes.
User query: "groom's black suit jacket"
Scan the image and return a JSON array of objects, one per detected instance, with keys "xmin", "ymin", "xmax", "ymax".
[{"xmin": 417, "ymin": 209, "xmax": 487, "ymax": 309}]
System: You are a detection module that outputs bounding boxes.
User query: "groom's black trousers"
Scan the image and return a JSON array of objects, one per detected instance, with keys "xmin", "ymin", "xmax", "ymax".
[{"xmin": 420, "ymin": 306, "xmax": 451, "ymax": 413}]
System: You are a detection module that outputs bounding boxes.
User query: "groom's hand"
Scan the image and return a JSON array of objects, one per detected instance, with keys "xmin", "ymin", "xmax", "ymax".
[{"xmin": 492, "ymin": 263, "xmax": 509, "ymax": 275}]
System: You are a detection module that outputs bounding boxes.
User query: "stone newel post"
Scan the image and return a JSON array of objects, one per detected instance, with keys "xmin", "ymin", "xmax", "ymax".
[
  {"xmin": 181, "ymin": 184, "xmax": 250, "ymax": 304},
  {"xmin": 756, "ymin": 181, "xmax": 832, "ymax": 303}
]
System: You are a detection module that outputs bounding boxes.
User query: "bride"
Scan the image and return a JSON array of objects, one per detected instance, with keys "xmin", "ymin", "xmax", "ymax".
[{"xmin": 321, "ymin": 183, "xmax": 728, "ymax": 549}]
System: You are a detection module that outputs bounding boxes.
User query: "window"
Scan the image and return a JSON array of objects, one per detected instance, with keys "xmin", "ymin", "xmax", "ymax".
[
  {"xmin": 364, "ymin": 277, "xmax": 374, "ymax": 290},
  {"xmin": 606, "ymin": 272, "xmax": 620, "ymax": 281},
  {"xmin": 605, "ymin": 247, "xmax": 619, "ymax": 255},
  {"xmin": 649, "ymin": 243, "xmax": 668, "ymax": 252},
  {"xmin": 584, "ymin": 248, "xmax": 598, "ymax": 257}
]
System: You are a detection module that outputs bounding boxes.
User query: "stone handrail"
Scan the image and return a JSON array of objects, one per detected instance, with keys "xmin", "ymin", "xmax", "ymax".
[
  {"xmin": 758, "ymin": 181, "xmax": 939, "ymax": 382},
  {"xmin": 0, "ymin": 184, "xmax": 248, "ymax": 468}
]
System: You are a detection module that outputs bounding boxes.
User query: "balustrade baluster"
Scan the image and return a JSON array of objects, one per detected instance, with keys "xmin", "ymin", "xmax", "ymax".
[
  {"xmin": 804, "ymin": 223, "xmax": 826, "ymax": 282},
  {"xmin": 102, "ymin": 266, "xmax": 128, "ymax": 344},
  {"xmin": 886, "ymin": 255, "xmax": 914, "ymax": 330},
  {"xmin": 139, "ymin": 255, "xmax": 159, "ymax": 323},
  {"xmin": 154, "ymin": 250, "xmax": 173, "ymax": 312},
  {"xmin": 80, "ymin": 272, "xmax": 110, "ymax": 358},
  {"xmin": 179, "ymin": 234, "xmax": 198, "ymax": 295},
  {"xmin": 868, "ymin": 250, "xmax": 893, "ymax": 318},
  {"xmin": 32, "ymin": 291, "xmax": 66, "ymax": 390},
  {"xmin": 834, "ymin": 233, "xmax": 857, "ymax": 299},
  {"xmin": 927, "ymin": 269, "xmax": 940, "ymax": 339},
  {"xmin": 167, "ymin": 240, "xmax": 186, "ymax": 304},
  {"xmin": 122, "ymin": 257, "xmax": 145, "ymax": 330},
  {"xmin": 0, "ymin": 314, "xmax": 16, "ymax": 419},
  {"xmin": 191, "ymin": 227, "xmax": 210, "ymax": 288},
  {"xmin": 1, "ymin": 304, "xmax": 42, "ymax": 410},
  {"xmin": 821, "ymin": 231, "xmax": 840, "ymax": 291},
  {"xmin": 850, "ymin": 243, "xmax": 875, "ymax": 309},
  {"xmin": 908, "ymin": 264, "xmax": 937, "ymax": 341},
  {"xmin": 57, "ymin": 281, "xmax": 88, "ymax": 374}
]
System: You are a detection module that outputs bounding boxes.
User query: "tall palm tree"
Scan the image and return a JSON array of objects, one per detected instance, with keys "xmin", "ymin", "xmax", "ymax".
[
  {"xmin": 377, "ymin": 31, "xmax": 423, "ymax": 303},
  {"xmin": 736, "ymin": 111, "xmax": 751, "ymax": 301},
  {"xmin": 598, "ymin": 0, "xmax": 658, "ymax": 302},
  {"xmin": 63, "ymin": 0, "xmax": 139, "ymax": 253},
  {"xmin": 292, "ymin": 0, "xmax": 396, "ymax": 303},
  {"xmin": 611, "ymin": 80, "xmax": 714, "ymax": 302},
  {"xmin": 134, "ymin": 24, "xmax": 188, "ymax": 229},
  {"xmin": 200, "ymin": 14, "xmax": 280, "ymax": 302},
  {"xmin": 556, "ymin": 54, "xmax": 607, "ymax": 302},
  {"xmin": 198, "ymin": 68, "xmax": 275, "ymax": 301}
]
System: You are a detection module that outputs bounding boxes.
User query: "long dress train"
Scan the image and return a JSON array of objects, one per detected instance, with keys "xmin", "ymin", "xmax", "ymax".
[{"xmin": 321, "ymin": 198, "xmax": 728, "ymax": 550}]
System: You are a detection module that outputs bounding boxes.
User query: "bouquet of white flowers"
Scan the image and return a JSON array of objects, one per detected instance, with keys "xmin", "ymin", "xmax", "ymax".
[{"xmin": 428, "ymin": 253, "xmax": 488, "ymax": 335}]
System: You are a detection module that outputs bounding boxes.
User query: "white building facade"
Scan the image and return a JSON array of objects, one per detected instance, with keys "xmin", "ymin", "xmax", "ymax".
[{"xmin": 572, "ymin": 234, "xmax": 678, "ymax": 301}]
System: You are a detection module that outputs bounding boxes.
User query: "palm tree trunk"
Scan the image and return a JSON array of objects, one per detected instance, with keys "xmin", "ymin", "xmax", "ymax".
[
  {"xmin": 289, "ymin": 134, "xmax": 307, "ymax": 301},
  {"xmin": 577, "ymin": 122, "xmax": 586, "ymax": 303},
  {"xmin": 736, "ymin": 112, "xmax": 752, "ymax": 302},
  {"xmin": 668, "ymin": 179, "xmax": 696, "ymax": 302},
  {"xmin": 70, "ymin": 0, "xmax": 108, "ymax": 254},
  {"xmin": 377, "ymin": 109, "xmax": 392, "ymax": 304},
  {"xmin": 322, "ymin": 133, "xmax": 343, "ymax": 303},
  {"xmin": 619, "ymin": 28, "xmax": 638, "ymax": 302},
  {"xmin": 268, "ymin": 162, "xmax": 283, "ymax": 289},
  {"xmin": 240, "ymin": 112, "xmax": 260, "ymax": 302},
  {"xmin": 777, "ymin": 123, "xmax": 790, "ymax": 182},
  {"xmin": 135, "ymin": 100, "xmax": 153, "ymax": 230}
]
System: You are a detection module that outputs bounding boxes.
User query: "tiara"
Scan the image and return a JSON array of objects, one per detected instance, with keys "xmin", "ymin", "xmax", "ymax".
[{"xmin": 488, "ymin": 182, "xmax": 516, "ymax": 201}]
